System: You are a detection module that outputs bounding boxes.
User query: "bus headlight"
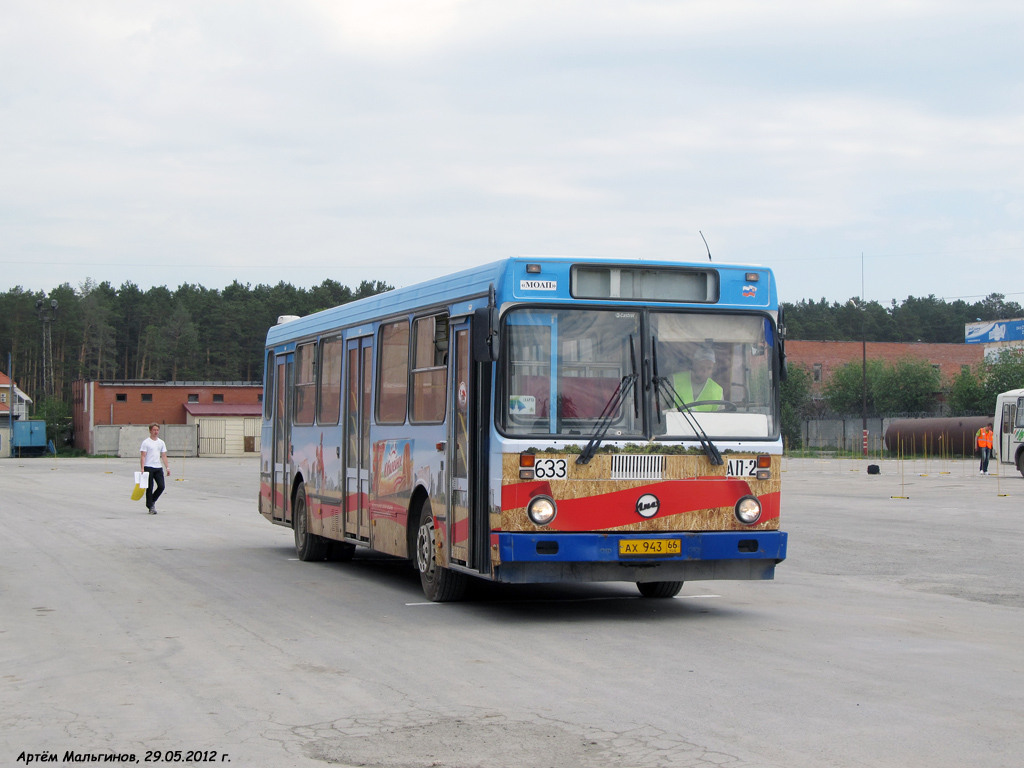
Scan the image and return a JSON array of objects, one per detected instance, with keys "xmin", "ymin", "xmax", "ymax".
[
  {"xmin": 527, "ymin": 496, "xmax": 557, "ymax": 526},
  {"xmin": 734, "ymin": 496, "xmax": 762, "ymax": 525}
]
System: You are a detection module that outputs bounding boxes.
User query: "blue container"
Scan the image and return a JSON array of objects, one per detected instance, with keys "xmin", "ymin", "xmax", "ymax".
[{"xmin": 13, "ymin": 420, "xmax": 47, "ymax": 448}]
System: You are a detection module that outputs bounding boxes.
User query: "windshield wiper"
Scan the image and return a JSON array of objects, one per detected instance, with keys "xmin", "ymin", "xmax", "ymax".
[
  {"xmin": 576, "ymin": 336, "xmax": 639, "ymax": 465},
  {"xmin": 650, "ymin": 339, "xmax": 723, "ymax": 466}
]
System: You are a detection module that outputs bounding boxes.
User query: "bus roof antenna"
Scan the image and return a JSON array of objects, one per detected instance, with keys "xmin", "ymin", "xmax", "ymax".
[{"xmin": 699, "ymin": 231, "xmax": 712, "ymax": 262}]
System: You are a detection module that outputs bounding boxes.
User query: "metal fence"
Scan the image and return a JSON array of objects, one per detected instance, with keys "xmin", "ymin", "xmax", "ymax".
[{"xmin": 798, "ymin": 417, "xmax": 890, "ymax": 454}]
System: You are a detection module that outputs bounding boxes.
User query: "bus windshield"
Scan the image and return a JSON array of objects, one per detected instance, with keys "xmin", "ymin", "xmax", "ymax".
[
  {"xmin": 651, "ymin": 312, "xmax": 775, "ymax": 439},
  {"xmin": 501, "ymin": 308, "xmax": 777, "ymax": 440},
  {"xmin": 503, "ymin": 308, "xmax": 644, "ymax": 438}
]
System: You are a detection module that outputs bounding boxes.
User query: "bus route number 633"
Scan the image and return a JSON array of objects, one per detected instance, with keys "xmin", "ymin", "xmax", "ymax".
[{"xmin": 534, "ymin": 458, "xmax": 567, "ymax": 479}]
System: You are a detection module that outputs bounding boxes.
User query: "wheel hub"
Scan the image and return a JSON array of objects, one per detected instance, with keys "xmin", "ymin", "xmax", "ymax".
[{"xmin": 417, "ymin": 518, "xmax": 434, "ymax": 576}]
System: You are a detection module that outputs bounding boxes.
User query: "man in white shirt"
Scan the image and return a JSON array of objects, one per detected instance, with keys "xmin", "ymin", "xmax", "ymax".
[{"xmin": 140, "ymin": 423, "xmax": 171, "ymax": 514}]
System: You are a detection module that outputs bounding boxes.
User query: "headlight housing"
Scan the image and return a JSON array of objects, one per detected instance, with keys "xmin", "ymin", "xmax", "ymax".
[
  {"xmin": 734, "ymin": 495, "xmax": 762, "ymax": 525},
  {"xmin": 527, "ymin": 495, "xmax": 557, "ymax": 526}
]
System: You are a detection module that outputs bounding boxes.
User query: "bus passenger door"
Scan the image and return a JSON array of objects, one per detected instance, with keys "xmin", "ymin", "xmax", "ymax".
[
  {"xmin": 448, "ymin": 321, "xmax": 473, "ymax": 566},
  {"xmin": 1001, "ymin": 401, "xmax": 1015, "ymax": 464},
  {"xmin": 271, "ymin": 354, "xmax": 293, "ymax": 524},
  {"xmin": 344, "ymin": 337, "xmax": 373, "ymax": 541}
]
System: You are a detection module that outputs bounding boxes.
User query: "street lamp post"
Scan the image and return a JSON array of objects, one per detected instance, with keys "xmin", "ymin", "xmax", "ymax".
[
  {"xmin": 6, "ymin": 352, "xmax": 13, "ymax": 457},
  {"xmin": 850, "ymin": 254, "xmax": 868, "ymax": 457},
  {"xmin": 860, "ymin": 254, "xmax": 867, "ymax": 457},
  {"xmin": 862, "ymin": 333, "xmax": 867, "ymax": 456}
]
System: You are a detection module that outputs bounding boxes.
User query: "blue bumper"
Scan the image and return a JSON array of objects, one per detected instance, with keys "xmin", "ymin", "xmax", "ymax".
[
  {"xmin": 491, "ymin": 531, "xmax": 787, "ymax": 584},
  {"xmin": 497, "ymin": 531, "xmax": 787, "ymax": 563}
]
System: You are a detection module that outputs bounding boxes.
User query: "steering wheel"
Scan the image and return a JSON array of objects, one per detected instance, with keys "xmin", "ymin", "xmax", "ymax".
[{"xmin": 679, "ymin": 400, "xmax": 737, "ymax": 412}]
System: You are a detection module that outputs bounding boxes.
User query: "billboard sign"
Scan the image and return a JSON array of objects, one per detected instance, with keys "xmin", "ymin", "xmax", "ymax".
[{"xmin": 965, "ymin": 318, "xmax": 1024, "ymax": 344}]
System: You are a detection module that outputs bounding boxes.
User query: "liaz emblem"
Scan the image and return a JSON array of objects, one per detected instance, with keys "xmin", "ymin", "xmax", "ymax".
[{"xmin": 635, "ymin": 493, "xmax": 660, "ymax": 518}]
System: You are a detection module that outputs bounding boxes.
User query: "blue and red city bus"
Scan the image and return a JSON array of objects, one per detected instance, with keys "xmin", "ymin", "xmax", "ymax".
[{"xmin": 259, "ymin": 257, "xmax": 788, "ymax": 601}]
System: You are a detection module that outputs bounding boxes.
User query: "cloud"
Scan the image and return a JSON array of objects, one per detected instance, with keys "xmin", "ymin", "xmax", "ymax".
[
  {"xmin": 303, "ymin": 0, "xmax": 480, "ymax": 57},
  {"xmin": 1, "ymin": 1, "xmax": 1023, "ymax": 304}
]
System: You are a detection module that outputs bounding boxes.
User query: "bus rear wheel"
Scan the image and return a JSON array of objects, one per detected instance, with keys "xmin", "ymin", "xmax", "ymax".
[
  {"xmin": 415, "ymin": 502, "xmax": 468, "ymax": 602},
  {"xmin": 636, "ymin": 581, "xmax": 683, "ymax": 598},
  {"xmin": 1017, "ymin": 451, "xmax": 1024, "ymax": 478},
  {"xmin": 293, "ymin": 483, "xmax": 327, "ymax": 561}
]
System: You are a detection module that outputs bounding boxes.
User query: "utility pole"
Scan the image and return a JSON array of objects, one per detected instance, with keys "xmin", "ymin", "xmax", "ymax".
[
  {"xmin": 36, "ymin": 297, "xmax": 59, "ymax": 400},
  {"xmin": 861, "ymin": 253, "xmax": 868, "ymax": 457},
  {"xmin": 6, "ymin": 353, "xmax": 12, "ymax": 457}
]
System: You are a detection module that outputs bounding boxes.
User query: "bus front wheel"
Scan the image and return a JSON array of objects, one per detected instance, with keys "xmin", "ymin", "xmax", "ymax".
[
  {"xmin": 1017, "ymin": 451, "xmax": 1024, "ymax": 478},
  {"xmin": 293, "ymin": 483, "xmax": 327, "ymax": 561},
  {"xmin": 415, "ymin": 502, "xmax": 468, "ymax": 602},
  {"xmin": 636, "ymin": 581, "xmax": 683, "ymax": 598}
]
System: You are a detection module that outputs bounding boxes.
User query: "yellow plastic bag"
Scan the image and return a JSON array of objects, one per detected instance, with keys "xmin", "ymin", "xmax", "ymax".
[{"xmin": 131, "ymin": 471, "xmax": 148, "ymax": 501}]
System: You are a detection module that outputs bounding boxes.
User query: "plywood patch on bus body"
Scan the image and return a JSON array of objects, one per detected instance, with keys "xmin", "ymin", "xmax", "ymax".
[
  {"xmin": 258, "ymin": 476, "xmax": 274, "ymax": 522},
  {"xmin": 499, "ymin": 453, "xmax": 781, "ymax": 533},
  {"xmin": 367, "ymin": 492, "xmax": 412, "ymax": 559},
  {"xmin": 310, "ymin": 491, "xmax": 344, "ymax": 540},
  {"xmin": 371, "ymin": 518, "xmax": 407, "ymax": 558}
]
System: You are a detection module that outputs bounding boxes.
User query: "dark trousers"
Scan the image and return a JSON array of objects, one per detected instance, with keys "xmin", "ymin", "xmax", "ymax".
[
  {"xmin": 145, "ymin": 467, "xmax": 165, "ymax": 509},
  {"xmin": 979, "ymin": 448, "xmax": 991, "ymax": 473}
]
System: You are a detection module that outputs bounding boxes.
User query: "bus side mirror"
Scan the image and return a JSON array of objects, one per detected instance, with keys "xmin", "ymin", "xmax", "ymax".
[
  {"xmin": 473, "ymin": 306, "xmax": 499, "ymax": 362},
  {"xmin": 777, "ymin": 308, "xmax": 788, "ymax": 382}
]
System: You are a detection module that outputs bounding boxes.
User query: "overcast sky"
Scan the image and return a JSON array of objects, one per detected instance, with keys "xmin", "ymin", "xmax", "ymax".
[{"xmin": 2, "ymin": 1, "xmax": 1022, "ymax": 306}]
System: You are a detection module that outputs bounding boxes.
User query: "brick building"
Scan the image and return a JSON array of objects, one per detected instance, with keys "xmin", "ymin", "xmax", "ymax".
[
  {"xmin": 786, "ymin": 341, "xmax": 983, "ymax": 394},
  {"xmin": 72, "ymin": 380, "xmax": 263, "ymax": 454}
]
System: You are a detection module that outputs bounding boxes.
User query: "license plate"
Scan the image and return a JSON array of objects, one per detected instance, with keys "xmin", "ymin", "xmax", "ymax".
[
  {"xmin": 727, "ymin": 458, "xmax": 758, "ymax": 477},
  {"xmin": 619, "ymin": 539, "xmax": 681, "ymax": 557}
]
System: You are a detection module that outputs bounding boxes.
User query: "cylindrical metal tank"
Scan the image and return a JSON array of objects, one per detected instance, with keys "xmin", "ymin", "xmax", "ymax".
[{"xmin": 884, "ymin": 417, "xmax": 991, "ymax": 456}]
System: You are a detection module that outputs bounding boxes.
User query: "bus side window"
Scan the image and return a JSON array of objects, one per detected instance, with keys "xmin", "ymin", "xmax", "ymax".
[
  {"xmin": 377, "ymin": 320, "xmax": 410, "ymax": 425},
  {"xmin": 433, "ymin": 315, "xmax": 449, "ymax": 364},
  {"xmin": 263, "ymin": 350, "xmax": 274, "ymax": 420},
  {"xmin": 411, "ymin": 314, "xmax": 448, "ymax": 423},
  {"xmin": 294, "ymin": 343, "xmax": 316, "ymax": 425},
  {"xmin": 318, "ymin": 338, "xmax": 343, "ymax": 425}
]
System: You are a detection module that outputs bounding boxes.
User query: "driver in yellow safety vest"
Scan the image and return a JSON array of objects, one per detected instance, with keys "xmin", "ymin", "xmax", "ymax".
[{"xmin": 673, "ymin": 345, "xmax": 724, "ymax": 412}]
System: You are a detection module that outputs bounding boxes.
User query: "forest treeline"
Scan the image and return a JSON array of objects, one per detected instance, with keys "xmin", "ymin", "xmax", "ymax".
[
  {"xmin": 784, "ymin": 292, "xmax": 1022, "ymax": 342},
  {"xmin": 0, "ymin": 278, "xmax": 392, "ymax": 405},
  {"xmin": 0, "ymin": 279, "xmax": 1019, "ymax": 407}
]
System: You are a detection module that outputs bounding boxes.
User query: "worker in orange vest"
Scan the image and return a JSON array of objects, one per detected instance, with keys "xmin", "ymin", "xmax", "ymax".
[{"xmin": 976, "ymin": 423, "xmax": 994, "ymax": 475}]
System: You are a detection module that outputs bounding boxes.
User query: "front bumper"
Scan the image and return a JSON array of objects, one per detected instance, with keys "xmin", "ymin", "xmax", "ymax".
[{"xmin": 491, "ymin": 530, "xmax": 787, "ymax": 584}]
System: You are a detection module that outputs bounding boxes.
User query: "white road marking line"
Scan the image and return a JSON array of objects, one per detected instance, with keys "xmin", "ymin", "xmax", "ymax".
[{"xmin": 674, "ymin": 594, "xmax": 720, "ymax": 599}]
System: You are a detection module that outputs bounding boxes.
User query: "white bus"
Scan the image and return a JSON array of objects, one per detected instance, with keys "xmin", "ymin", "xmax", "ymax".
[{"xmin": 994, "ymin": 389, "xmax": 1024, "ymax": 476}]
